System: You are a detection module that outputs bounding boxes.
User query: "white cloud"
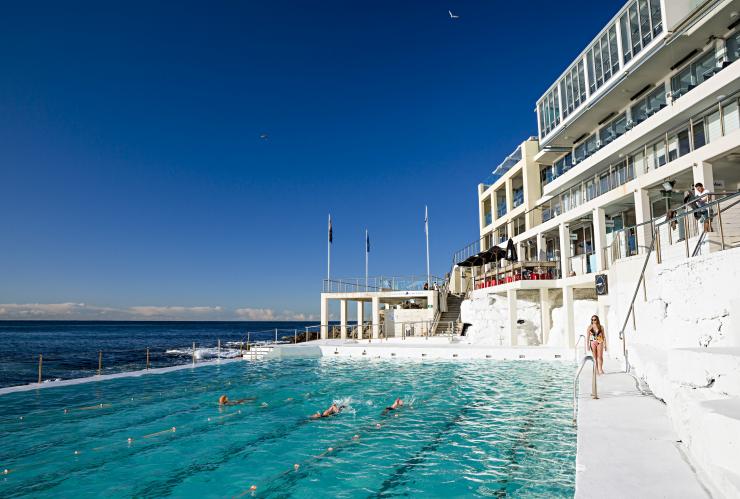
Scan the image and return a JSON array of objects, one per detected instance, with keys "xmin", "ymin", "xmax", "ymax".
[
  {"xmin": 235, "ymin": 307, "xmax": 317, "ymax": 321},
  {"xmin": 127, "ymin": 306, "xmax": 223, "ymax": 317},
  {"xmin": 0, "ymin": 303, "xmax": 316, "ymax": 321}
]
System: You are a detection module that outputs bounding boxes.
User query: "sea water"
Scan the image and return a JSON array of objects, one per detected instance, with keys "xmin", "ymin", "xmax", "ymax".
[
  {"xmin": 0, "ymin": 358, "xmax": 576, "ymax": 498},
  {"xmin": 0, "ymin": 321, "xmax": 320, "ymax": 388}
]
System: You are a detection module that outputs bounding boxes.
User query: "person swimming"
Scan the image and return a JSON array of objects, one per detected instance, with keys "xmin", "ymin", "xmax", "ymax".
[
  {"xmin": 310, "ymin": 403, "xmax": 345, "ymax": 419},
  {"xmin": 218, "ymin": 395, "xmax": 255, "ymax": 406},
  {"xmin": 382, "ymin": 398, "xmax": 403, "ymax": 415}
]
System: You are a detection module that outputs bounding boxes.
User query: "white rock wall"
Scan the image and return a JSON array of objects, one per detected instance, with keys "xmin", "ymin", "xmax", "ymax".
[{"xmin": 460, "ymin": 289, "xmax": 597, "ymax": 347}]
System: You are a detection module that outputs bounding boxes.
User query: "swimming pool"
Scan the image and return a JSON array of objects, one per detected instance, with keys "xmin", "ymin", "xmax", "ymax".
[{"xmin": 0, "ymin": 359, "xmax": 576, "ymax": 498}]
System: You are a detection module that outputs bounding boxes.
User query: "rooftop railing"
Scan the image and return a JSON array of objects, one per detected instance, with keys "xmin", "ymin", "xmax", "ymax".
[{"xmin": 322, "ymin": 275, "xmax": 445, "ymax": 293}]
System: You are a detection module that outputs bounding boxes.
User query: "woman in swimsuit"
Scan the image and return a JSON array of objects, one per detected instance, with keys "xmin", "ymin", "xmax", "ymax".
[{"xmin": 587, "ymin": 315, "xmax": 606, "ymax": 375}]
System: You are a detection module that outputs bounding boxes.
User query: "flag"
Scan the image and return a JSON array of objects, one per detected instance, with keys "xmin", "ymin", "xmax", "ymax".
[
  {"xmin": 328, "ymin": 214, "xmax": 332, "ymax": 244},
  {"xmin": 366, "ymin": 230, "xmax": 370, "ymax": 253}
]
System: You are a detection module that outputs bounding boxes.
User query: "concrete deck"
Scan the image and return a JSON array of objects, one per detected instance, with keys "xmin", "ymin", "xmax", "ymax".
[{"xmin": 575, "ymin": 356, "xmax": 712, "ymax": 499}]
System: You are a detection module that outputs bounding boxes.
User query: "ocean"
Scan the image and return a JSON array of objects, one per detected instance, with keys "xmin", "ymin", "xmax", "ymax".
[{"xmin": 0, "ymin": 320, "xmax": 324, "ymax": 389}]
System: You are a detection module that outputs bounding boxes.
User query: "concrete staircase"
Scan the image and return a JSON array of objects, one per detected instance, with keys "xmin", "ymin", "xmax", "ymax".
[
  {"xmin": 435, "ymin": 294, "xmax": 463, "ymax": 335},
  {"xmin": 632, "ymin": 345, "xmax": 740, "ymax": 498}
]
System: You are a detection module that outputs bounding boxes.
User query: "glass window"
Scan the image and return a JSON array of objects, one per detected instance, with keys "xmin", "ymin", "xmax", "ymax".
[
  {"xmin": 678, "ymin": 129, "xmax": 690, "ymax": 157},
  {"xmin": 560, "ymin": 81, "xmax": 569, "ymax": 118},
  {"xmin": 694, "ymin": 50, "xmax": 717, "ymax": 85},
  {"xmin": 594, "ymin": 45, "xmax": 603, "ymax": 87},
  {"xmin": 601, "ymin": 34, "xmax": 611, "ymax": 81},
  {"xmin": 649, "ymin": 0, "xmax": 662, "ymax": 35},
  {"xmin": 692, "ymin": 118, "xmax": 706, "ymax": 149},
  {"xmin": 572, "ymin": 185, "xmax": 582, "ymax": 207},
  {"xmin": 599, "ymin": 172, "xmax": 610, "ymax": 194},
  {"xmin": 586, "ymin": 179, "xmax": 596, "ymax": 201},
  {"xmin": 668, "ymin": 134, "xmax": 679, "ymax": 162},
  {"xmin": 562, "ymin": 191, "xmax": 570, "ymax": 212},
  {"xmin": 727, "ymin": 31, "xmax": 740, "ymax": 62},
  {"xmin": 655, "ymin": 140, "xmax": 666, "ymax": 167},
  {"xmin": 638, "ymin": 0, "xmax": 651, "ymax": 46},
  {"xmin": 609, "ymin": 26, "xmax": 619, "ymax": 74},
  {"xmin": 620, "ymin": 13, "xmax": 632, "ymax": 63},
  {"xmin": 631, "ymin": 99, "xmax": 648, "ymax": 124},
  {"xmin": 631, "ymin": 150, "xmax": 645, "ymax": 176},
  {"xmin": 629, "ymin": 3, "xmax": 641, "ymax": 56},
  {"xmin": 706, "ymin": 110, "xmax": 721, "ymax": 142},
  {"xmin": 577, "ymin": 61, "xmax": 587, "ymax": 101},
  {"xmin": 587, "ymin": 51, "xmax": 596, "ymax": 93},
  {"xmin": 671, "ymin": 66, "xmax": 693, "ymax": 96},
  {"xmin": 722, "ymin": 99, "xmax": 739, "ymax": 135},
  {"xmin": 645, "ymin": 143, "xmax": 655, "ymax": 171},
  {"xmin": 646, "ymin": 84, "xmax": 666, "ymax": 114},
  {"xmin": 553, "ymin": 87, "xmax": 560, "ymax": 126}
]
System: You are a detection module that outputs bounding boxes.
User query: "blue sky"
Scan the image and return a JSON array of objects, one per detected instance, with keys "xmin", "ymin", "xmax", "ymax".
[{"xmin": 0, "ymin": 0, "xmax": 624, "ymax": 320}]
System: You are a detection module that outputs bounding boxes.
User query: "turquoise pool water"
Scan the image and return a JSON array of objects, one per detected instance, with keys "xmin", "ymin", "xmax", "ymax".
[{"xmin": 0, "ymin": 359, "xmax": 576, "ymax": 498}]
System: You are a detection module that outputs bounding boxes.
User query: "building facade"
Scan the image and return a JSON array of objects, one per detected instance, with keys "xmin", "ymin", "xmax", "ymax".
[{"xmin": 458, "ymin": 0, "xmax": 740, "ymax": 348}]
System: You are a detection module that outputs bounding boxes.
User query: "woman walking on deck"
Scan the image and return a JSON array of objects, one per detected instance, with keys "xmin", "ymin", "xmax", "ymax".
[{"xmin": 587, "ymin": 315, "xmax": 606, "ymax": 374}]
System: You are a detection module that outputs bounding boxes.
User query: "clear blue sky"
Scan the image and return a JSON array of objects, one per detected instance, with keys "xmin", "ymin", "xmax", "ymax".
[{"xmin": 0, "ymin": 0, "xmax": 624, "ymax": 320}]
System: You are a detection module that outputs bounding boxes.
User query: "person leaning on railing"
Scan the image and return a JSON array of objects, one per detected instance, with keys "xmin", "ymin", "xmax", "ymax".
[{"xmin": 693, "ymin": 183, "xmax": 714, "ymax": 232}]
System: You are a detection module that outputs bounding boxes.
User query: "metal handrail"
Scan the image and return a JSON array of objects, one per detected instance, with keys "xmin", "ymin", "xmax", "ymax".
[
  {"xmin": 573, "ymin": 354, "xmax": 598, "ymax": 422},
  {"xmin": 617, "ymin": 224, "xmax": 659, "ymax": 372},
  {"xmin": 574, "ymin": 334, "xmax": 588, "ymax": 362}
]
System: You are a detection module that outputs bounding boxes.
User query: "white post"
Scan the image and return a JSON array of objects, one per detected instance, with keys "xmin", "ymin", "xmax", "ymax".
[
  {"xmin": 357, "ymin": 301, "xmax": 364, "ymax": 340},
  {"xmin": 593, "ymin": 207, "xmax": 607, "ymax": 272},
  {"xmin": 563, "ymin": 286, "xmax": 575, "ymax": 348},
  {"xmin": 540, "ymin": 288, "xmax": 551, "ymax": 345},
  {"xmin": 634, "ymin": 188, "xmax": 652, "ymax": 254},
  {"xmin": 507, "ymin": 289, "xmax": 518, "ymax": 346},
  {"xmin": 559, "ymin": 222, "xmax": 571, "ymax": 278},
  {"xmin": 371, "ymin": 296, "xmax": 380, "ymax": 339},
  {"xmin": 320, "ymin": 294, "xmax": 329, "ymax": 340},
  {"xmin": 339, "ymin": 299, "xmax": 348, "ymax": 340},
  {"xmin": 425, "ymin": 205, "xmax": 430, "ymax": 286}
]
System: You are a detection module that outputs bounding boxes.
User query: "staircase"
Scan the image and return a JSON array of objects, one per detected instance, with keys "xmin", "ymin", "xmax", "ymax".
[{"xmin": 435, "ymin": 293, "xmax": 463, "ymax": 335}]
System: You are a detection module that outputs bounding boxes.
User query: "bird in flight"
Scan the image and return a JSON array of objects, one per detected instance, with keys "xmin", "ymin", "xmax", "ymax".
[
  {"xmin": 448, "ymin": 10, "xmax": 459, "ymax": 19},
  {"xmin": 259, "ymin": 133, "xmax": 269, "ymax": 140}
]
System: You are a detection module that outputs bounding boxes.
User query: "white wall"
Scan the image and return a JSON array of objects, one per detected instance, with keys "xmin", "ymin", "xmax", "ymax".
[{"xmin": 384, "ymin": 308, "xmax": 434, "ymax": 337}]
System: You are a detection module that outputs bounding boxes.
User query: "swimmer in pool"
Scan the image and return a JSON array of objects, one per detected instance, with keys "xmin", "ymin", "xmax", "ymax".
[
  {"xmin": 218, "ymin": 395, "xmax": 254, "ymax": 406},
  {"xmin": 382, "ymin": 398, "xmax": 403, "ymax": 415},
  {"xmin": 310, "ymin": 403, "xmax": 345, "ymax": 419}
]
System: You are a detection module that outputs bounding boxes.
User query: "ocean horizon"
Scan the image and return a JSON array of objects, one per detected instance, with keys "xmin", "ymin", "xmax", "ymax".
[{"xmin": 0, "ymin": 320, "xmax": 338, "ymax": 389}]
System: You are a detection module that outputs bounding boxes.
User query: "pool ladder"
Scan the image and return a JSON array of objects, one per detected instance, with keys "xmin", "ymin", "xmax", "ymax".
[{"xmin": 573, "ymin": 354, "xmax": 598, "ymax": 422}]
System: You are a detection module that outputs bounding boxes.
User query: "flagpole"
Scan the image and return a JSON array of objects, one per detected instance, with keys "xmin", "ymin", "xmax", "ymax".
[
  {"xmin": 365, "ymin": 229, "xmax": 369, "ymax": 290},
  {"xmin": 327, "ymin": 214, "xmax": 331, "ymax": 284},
  {"xmin": 425, "ymin": 206, "xmax": 430, "ymax": 286}
]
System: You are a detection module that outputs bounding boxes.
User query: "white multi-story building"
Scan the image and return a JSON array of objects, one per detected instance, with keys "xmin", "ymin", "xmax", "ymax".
[{"xmin": 456, "ymin": 0, "xmax": 740, "ymax": 349}]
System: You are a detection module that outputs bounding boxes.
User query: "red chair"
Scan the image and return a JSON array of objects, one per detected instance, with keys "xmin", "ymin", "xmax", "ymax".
[
  {"xmin": 514, "ymin": 274, "xmax": 522, "ymax": 281},
  {"xmin": 506, "ymin": 276, "xmax": 513, "ymax": 283},
  {"xmin": 531, "ymin": 273, "xmax": 539, "ymax": 280}
]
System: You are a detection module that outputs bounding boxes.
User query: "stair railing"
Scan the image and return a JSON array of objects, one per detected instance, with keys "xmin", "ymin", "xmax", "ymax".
[
  {"xmin": 617, "ymin": 191, "xmax": 740, "ymax": 372},
  {"xmin": 573, "ymin": 354, "xmax": 598, "ymax": 422}
]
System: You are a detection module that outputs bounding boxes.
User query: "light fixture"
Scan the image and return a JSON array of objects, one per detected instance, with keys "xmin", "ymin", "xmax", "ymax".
[{"xmin": 662, "ymin": 180, "xmax": 675, "ymax": 191}]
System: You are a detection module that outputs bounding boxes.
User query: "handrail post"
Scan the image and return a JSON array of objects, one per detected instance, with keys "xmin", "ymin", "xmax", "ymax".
[
  {"xmin": 98, "ymin": 350, "xmax": 102, "ymax": 375},
  {"xmin": 294, "ymin": 329, "xmax": 297, "ymax": 343},
  {"xmin": 218, "ymin": 339, "xmax": 221, "ymax": 361},
  {"xmin": 717, "ymin": 202, "xmax": 725, "ymax": 250},
  {"xmin": 38, "ymin": 353, "xmax": 43, "ymax": 384},
  {"xmin": 192, "ymin": 342, "xmax": 196, "ymax": 366},
  {"xmin": 275, "ymin": 328, "xmax": 278, "ymax": 343},
  {"xmin": 146, "ymin": 348, "xmax": 150, "ymax": 369}
]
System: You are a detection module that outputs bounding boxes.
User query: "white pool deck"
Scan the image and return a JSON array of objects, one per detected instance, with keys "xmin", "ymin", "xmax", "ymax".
[{"xmin": 576, "ymin": 356, "xmax": 712, "ymax": 499}]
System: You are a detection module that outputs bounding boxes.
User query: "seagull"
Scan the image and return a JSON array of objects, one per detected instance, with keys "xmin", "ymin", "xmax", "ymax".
[
  {"xmin": 259, "ymin": 133, "xmax": 269, "ymax": 140},
  {"xmin": 448, "ymin": 10, "xmax": 459, "ymax": 19}
]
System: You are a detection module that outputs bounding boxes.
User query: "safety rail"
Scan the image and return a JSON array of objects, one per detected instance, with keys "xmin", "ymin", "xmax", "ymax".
[
  {"xmin": 19, "ymin": 327, "xmax": 335, "ymax": 388},
  {"xmin": 573, "ymin": 354, "xmax": 598, "ymax": 422},
  {"xmin": 322, "ymin": 275, "xmax": 445, "ymax": 293},
  {"xmin": 616, "ymin": 191, "xmax": 740, "ymax": 372},
  {"xmin": 319, "ymin": 320, "xmax": 459, "ymax": 341}
]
